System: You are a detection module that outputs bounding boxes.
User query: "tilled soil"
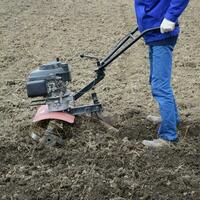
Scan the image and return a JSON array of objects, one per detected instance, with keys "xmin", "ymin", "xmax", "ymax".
[{"xmin": 0, "ymin": 0, "xmax": 200, "ymax": 200}]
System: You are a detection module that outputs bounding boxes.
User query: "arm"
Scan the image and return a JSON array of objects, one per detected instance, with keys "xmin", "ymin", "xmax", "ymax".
[
  {"xmin": 160, "ymin": 0, "xmax": 189, "ymax": 33},
  {"xmin": 165, "ymin": 0, "xmax": 190, "ymax": 22}
]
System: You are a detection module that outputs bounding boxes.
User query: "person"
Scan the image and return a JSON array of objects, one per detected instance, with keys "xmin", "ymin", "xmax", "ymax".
[{"xmin": 134, "ymin": 0, "xmax": 189, "ymax": 147}]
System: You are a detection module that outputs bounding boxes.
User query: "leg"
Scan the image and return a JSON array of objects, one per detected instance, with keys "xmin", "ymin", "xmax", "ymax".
[
  {"xmin": 150, "ymin": 45, "xmax": 179, "ymax": 141},
  {"xmin": 148, "ymin": 46, "xmax": 180, "ymax": 125}
]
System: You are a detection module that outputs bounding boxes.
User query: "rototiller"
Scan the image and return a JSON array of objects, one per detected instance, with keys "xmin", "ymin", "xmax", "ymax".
[{"xmin": 26, "ymin": 27, "xmax": 160, "ymax": 146}]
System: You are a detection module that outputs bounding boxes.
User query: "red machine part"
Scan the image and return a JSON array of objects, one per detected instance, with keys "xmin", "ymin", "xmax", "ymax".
[{"xmin": 33, "ymin": 105, "xmax": 75, "ymax": 124}]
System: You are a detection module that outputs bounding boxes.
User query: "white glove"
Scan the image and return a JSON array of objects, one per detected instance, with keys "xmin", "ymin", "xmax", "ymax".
[{"xmin": 160, "ymin": 18, "xmax": 175, "ymax": 34}]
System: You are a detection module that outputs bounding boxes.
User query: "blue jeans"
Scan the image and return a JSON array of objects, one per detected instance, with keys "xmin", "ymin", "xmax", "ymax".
[{"xmin": 149, "ymin": 43, "xmax": 180, "ymax": 141}]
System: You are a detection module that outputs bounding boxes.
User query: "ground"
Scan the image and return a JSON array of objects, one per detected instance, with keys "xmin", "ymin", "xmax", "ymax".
[{"xmin": 0, "ymin": 0, "xmax": 200, "ymax": 199}]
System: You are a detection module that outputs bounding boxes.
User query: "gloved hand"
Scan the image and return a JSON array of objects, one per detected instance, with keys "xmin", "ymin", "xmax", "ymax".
[{"xmin": 160, "ymin": 18, "xmax": 175, "ymax": 34}]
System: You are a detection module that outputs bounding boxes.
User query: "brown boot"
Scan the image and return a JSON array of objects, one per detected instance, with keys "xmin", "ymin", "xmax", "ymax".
[{"xmin": 146, "ymin": 115, "xmax": 162, "ymax": 125}]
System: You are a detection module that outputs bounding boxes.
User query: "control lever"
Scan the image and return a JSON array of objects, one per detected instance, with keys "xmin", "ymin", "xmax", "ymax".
[{"xmin": 80, "ymin": 54, "xmax": 101, "ymax": 66}]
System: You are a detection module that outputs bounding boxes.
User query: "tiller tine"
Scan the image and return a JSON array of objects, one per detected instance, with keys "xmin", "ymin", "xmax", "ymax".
[
  {"xmin": 93, "ymin": 112, "xmax": 119, "ymax": 133},
  {"xmin": 31, "ymin": 105, "xmax": 75, "ymax": 146}
]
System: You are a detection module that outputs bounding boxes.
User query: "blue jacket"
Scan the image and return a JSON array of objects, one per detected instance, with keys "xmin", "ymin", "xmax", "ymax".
[{"xmin": 134, "ymin": 0, "xmax": 189, "ymax": 44}]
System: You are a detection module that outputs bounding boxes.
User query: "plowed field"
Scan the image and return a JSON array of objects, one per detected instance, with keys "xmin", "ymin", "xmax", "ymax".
[{"xmin": 0, "ymin": 0, "xmax": 199, "ymax": 199}]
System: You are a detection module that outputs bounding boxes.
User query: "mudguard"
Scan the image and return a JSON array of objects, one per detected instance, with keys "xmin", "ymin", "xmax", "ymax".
[{"xmin": 33, "ymin": 105, "xmax": 75, "ymax": 124}]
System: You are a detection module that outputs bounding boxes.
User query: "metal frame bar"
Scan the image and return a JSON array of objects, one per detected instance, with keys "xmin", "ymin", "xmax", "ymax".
[{"xmin": 68, "ymin": 104, "xmax": 102, "ymax": 115}]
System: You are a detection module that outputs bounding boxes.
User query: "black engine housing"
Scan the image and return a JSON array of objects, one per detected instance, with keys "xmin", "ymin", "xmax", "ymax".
[{"xmin": 26, "ymin": 60, "xmax": 71, "ymax": 98}]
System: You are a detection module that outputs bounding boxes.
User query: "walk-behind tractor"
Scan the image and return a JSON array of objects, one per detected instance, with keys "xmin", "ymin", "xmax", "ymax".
[{"xmin": 26, "ymin": 27, "xmax": 160, "ymax": 146}]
